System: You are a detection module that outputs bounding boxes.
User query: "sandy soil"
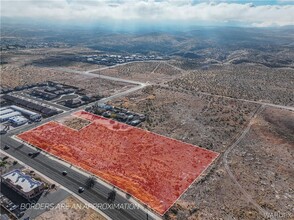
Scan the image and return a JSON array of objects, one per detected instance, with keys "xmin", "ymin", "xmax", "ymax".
[
  {"xmin": 174, "ymin": 107, "xmax": 293, "ymax": 220},
  {"xmin": 35, "ymin": 196, "xmax": 106, "ymax": 220},
  {"xmin": 169, "ymin": 64, "xmax": 294, "ymax": 106},
  {"xmin": 94, "ymin": 62, "xmax": 183, "ymax": 84},
  {"xmin": 0, "ymin": 64, "xmax": 133, "ymax": 97},
  {"xmin": 227, "ymin": 107, "xmax": 294, "ymax": 219},
  {"xmin": 1, "ymin": 47, "xmax": 102, "ymax": 71},
  {"xmin": 109, "ymin": 85, "xmax": 259, "ymax": 153},
  {"xmin": 18, "ymin": 111, "xmax": 218, "ymax": 215},
  {"xmin": 58, "ymin": 116, "xmax": 91, "ymax": 130},
  {"xmin": 109, "ymin": 86, "xmax": 294, "ymax": 219}
]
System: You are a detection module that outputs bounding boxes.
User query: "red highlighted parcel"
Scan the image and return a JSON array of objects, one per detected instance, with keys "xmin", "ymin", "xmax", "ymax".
[{"xmin": 18, "ymin": 111, "xmax": 219, "ymax": 215}]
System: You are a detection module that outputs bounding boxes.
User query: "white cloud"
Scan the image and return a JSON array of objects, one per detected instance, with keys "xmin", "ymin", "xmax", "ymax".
[
  {"xmin": 277, "ymin": 0, "xmax": 294, "ymax": 3},
  {"xmin": 1, "ymin": 0, "xmax": 294, "ymax": 27}
]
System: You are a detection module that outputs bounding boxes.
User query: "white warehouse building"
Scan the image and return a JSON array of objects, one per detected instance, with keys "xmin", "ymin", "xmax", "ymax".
[
  {"xmin": 0, "ymin": 106, "xmax": 10, "ymax": 111},
  {"xmin": 9, "ymin": 116, "xmax": 28, "ymax": 126},
  {"xmin": 10, "ymin": 105, "xmax": 41, "ymax": 120},
  {"xmin": 0, "ymin": 111, "xmax": 21, "ymax": 122},
  {"xmin": 0, "ymin": 108, "xmax": 14, "ymax": 116}
]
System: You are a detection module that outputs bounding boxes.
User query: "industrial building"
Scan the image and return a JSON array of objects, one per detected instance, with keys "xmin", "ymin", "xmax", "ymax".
[
  {"xmin": 0, "ymin": 106, "xmax": 10, "ymax": 111},
  {"xmin": 0, "ymin": 111, "xmax": 21, "ymax": 122},
  {"xmin": 0, "ymin": 108, "xmax": 14, "ymax": 116},
  {"xmin": 10, "ymin": 105, "xmax": 41, "ymax": 121},
  {"xmin": 2, "ymin": 94, "xmax": 59, "ymax": 117},
  {"xmin": 1, "ymin": 169, "xmax": 44, "ymax": 199},
  {"xmin": 9, "ymin": 116, "xmax": 28, "ymax": 126},
  {"xmin": 0, "ymin": 104, "xmax": 42, "ymax": 125}
]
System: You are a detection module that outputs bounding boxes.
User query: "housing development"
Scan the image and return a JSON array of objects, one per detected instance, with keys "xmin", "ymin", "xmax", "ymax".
[{"xmin": 1, "ymin": 1, "xmax": 294, "ymax": 220}]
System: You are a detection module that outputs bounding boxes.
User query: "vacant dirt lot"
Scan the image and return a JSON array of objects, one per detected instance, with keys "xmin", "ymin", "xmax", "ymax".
[
  {"xmin": 111, "ymin": 86, "xmax": 293, "ymax": 219},
  {"xmin": 110, "ymin": 85, "xmax": 259, "ymax": 153},
  {"xmin": 35, "ymin": 196, "xmax": 106, "ymax": 220},
  {"xmin": 1, "ymin": 47, "xmax": 134, "ymax": 91},
  {"xmin": 168, "ymin": 64, "xmax": 294, "ymax": 106},
  {"xmin": 54, "ymin": 74, "xmax": 134, "ymax": 97},
  {"xmin": 1, "ymin": 47, "xmax": 103, "ymax": 70},
  {"xmin": 110, "ymin": 86, "xmax": 282, "ymax": 219},
  {"xmin": 167, "ymin": 107, "xmax": 294, "ymax": 220},
  {"xmin": 59, "ymin": 116, "xmax": 91, "ymax": 130},
  {"xmin": 165, "ymin": 162, "xmax": 264, "ymax": 220},
  {"xmin": 18, "ymin": 111, "xmax": 218, "ymax": 215},
  {"xmin": 227, "ymin": 107, "xmax": 294, "ymax": 219},
  {"xmin": 94, "ymin": 61, "xmax": 183, "ymax": 83},
  {"xmin": 0, "ymin": 64, "xmax": 67, "ymax": 88}
]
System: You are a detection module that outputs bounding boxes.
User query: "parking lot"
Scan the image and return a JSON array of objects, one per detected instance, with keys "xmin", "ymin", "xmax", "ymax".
[{"xmin": 0, "ymin": 185, "xmax": 30, "ymax": 219}]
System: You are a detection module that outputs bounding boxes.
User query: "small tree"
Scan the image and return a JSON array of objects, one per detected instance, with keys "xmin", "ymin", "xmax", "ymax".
[
  {"xmin": 85, "ymin": 176, "xmax": 96, "ymax": 189},
  {"xmin": 107, "ymin": 190, "xmax": 116, "ymax": 203}
]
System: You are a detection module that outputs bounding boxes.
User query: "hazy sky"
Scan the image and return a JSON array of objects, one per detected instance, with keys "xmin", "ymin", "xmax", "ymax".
[{"xmin": 1, "ymin": 0, "xmax": 294, "ymax": 27}]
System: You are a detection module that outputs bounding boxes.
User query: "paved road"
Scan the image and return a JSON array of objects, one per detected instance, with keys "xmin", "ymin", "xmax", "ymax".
[
  {"xmin": 55, "ymin": 67, "xmax": 147, "ymax": 86},
  {"xmin": 86, "ymin": 60, "xmax": 163, "ymax": 74},
  {"xmin": 0, "ymin": 136, "xmax": 155, "ymax": 220},
  {"xmin": 57, "ymin": 62, "xmax": 294, "ymax": 112},
  {"xmin": 8, "ymin": 60, "xmax": 152, "ymax": 136},
  {"xmin": 198, "ymin": 91, "xmax": 294, "ymax": 112},
  {"xmin": 0, "ymin": 63, "xmax": 159, "ymax": 220},
  {"xmin": 2, "ymin": 60, "xmax": 292, "ymax": 220},
  {"xmin": 159, "ymin": 84, "xmax": 294, "ymax": 112},
  {"xmin": 8, "ymin": 82, "xmax": 147, "ymax": 136},
  {"xmin": 15, "ymin": 92, "xmax": 71, "ymax": 111}
]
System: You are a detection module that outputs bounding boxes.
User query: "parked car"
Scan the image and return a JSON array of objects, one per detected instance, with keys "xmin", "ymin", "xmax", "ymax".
[
  {"xmin": 78, "ymin": 187, "xmax": 85, "ymax": 193},
  {"xmin": 17, "ymin": 212, "xmax": 25, "ymax": 218},
  {"xmin": 34, "ymin": 118, "xmax": 42, "ymax": 122},
  {"xmin": 6, "ymin": 202, "xmax": 14, "ymax": 208},
  {"xmin": 9, "ymin": 205, "xmax": 19, "ymax": 211},
  {"xmin": 129, "ymin": 120, "xmax": 141, "ymax": 126}
]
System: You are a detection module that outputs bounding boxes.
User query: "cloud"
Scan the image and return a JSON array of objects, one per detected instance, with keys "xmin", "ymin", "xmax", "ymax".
[
  {"xmin": 1, "ymin": 0, "xmax": 294, "ymax": 27},
  {"xmin": 277, "ymin": 0, "xmax": 294, "ymax": 3}
]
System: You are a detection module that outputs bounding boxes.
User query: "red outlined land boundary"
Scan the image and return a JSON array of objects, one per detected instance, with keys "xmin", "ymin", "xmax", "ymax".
[{"xmin": 17, "ymin": 110, "xmax": 219, "ymax": 215}]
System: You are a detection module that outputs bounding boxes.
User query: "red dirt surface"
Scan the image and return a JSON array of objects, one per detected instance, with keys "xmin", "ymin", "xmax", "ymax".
[{"xmin": 18, "ymin": 111, "xmax": 219, "ymax": 215}]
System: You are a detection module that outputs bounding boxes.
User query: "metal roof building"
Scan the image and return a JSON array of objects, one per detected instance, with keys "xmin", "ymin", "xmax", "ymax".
[
  {"xmin": 9, "ymin": 116, "xmax": 28, "ymax": 126},
  {"xmin": 10, "ymin": 105, "xmax": 41, "ymax": 120},
  {"xmin": 0, "ymin": 111, "xmax": 21, "ymax": 122},
  {"xmin": 0, "ymin": 108, "xmax": 14, "ymax": 116},
  {"xmin": 0, "ymin": 106, "xmax": 10, "ymax": 111}
]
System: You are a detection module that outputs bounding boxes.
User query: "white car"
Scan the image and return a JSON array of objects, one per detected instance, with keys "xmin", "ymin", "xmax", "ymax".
[
  {"xmin": 9, "ymin": 205, "xmax": 19, "ymax": 211},
  {"xmin": 78, "ymin": 187, "xmax": 84, "ymax": 193}
]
